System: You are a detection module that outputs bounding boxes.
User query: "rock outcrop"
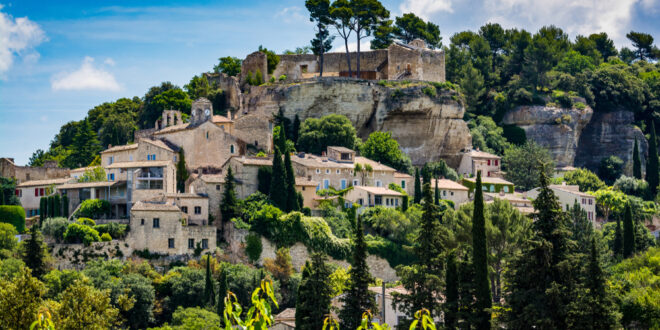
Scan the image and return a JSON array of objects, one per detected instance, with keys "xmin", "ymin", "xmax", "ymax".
[
  {"xmin": 502, "ymin": 105, "xmax": 593, "ymax": 166},
  {"xmin": 238, "ymin": 78, "xmax": 471, "ymax": 167}
]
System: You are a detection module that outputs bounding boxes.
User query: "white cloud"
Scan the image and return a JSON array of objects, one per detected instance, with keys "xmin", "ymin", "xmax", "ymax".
[
  {"xmin": 51, "ymin": 56, "xmax": 120, "ymax": 91},
  {"xmin": 275, "ymin": 6, "xmax": 307, "ymax": 24},
  {"xmin": 104, "ymin": 58, "xmax": 115, "ymax": 66},
  {"xmin": 334, "ymin": 40, "xmax": 371, "ymax": 53},
  {"xmin": 400, "ymin": 0, "xmax": 454, "ymax": 19},
  {"xmin": 0, "ymin": 6, "xmax": 46, "ymax": 77}
]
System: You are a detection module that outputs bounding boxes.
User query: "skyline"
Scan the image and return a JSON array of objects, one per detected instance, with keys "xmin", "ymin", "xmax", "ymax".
[{"xmin": 1, "ymin": 0, "xmax": 658, "ymax": 165}]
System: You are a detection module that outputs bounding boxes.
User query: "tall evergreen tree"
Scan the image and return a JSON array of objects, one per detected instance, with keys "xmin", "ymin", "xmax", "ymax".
[
  {"xmin": 269, "ymin": 147, "xmax": 288, "ymax": 210},
  {"xmin": 284, "ymin": 149, "xmax": 300, "ymax": 212},
  {"xmin": 472, "ymin": 171, "xmax": 492, "ymax": 329},
  {"xmin": 61, "ymin": 195, "xmax": 69, "ymax": 218},
  {"xmin": 633, "ymin": 138, "xmax": 642, "ymax": 180},
  {"xmin": 21, "ymin": 226, "xmax": 48, "ymax": 278},
  {"xmin": 569, "ymin": 200, "xmax": 593, "ymax": 254},
  {"xmin": 53, "ymin": 194, "xmax": 61, "ymax": 218},
  {"xmin": 434, "ymin": 177, "xmax": 440, "ymax": 205},
  {"xmin": 176, "ymin": 148, "xmax": 189, "ymax": 193},
  {"xmin": 306, "ymin": 0, "xmax": 335, "ymax": 77},
  {"xmin": 39, "ymin": 197, "xmax": 46, "ymax": 225},
  {"xmin": 220, "ymin": 166, "xmax": 239, "ymax": 223},
  {"xmin": 414, "ymin": 168, "xmax": 422, "ymax": 204},
  {"xmin": 292, "ymin": 114, "xmax": 301, "ymax": 145},
  {"xmin": 614, "ymin": 217, "xmax": 623, "ymax": 258},
  {"xmin": 295, "ymin": 253, "xmax": 332, "ymax": 330},
  {"xmin": 444, "ymin": 251, "xmax": 459, "ymax": 329},
  {"xmin": 47, "ymin": 196, "xmax": 55, "ymax": 218},
  {"xmin": 276, "ymin": 123, "xmax": 288, "ymax": 155},
  {"xmin": 339, "ymin": 215, "xmax": 376, "ymax": 330},
  {"xmin": 217, "ymin": 267, "xmax": 228, "ymax": 320},
  {"xmin": 66, "ymin": 119, "xmax": 101, "ymax": 168},
  {"xmin": 647, "ymin": 121, "xmax": 659, "ymax": 196},
  {"xmin": 204, "ymin": 254, "xmax": 215, "ymax": 306},
  {"xmin": 623, "ymin": 203, "xmax": 636, "ymax": 258}
]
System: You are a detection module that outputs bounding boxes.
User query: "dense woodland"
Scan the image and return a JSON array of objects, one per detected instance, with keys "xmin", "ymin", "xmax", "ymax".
[{"xmin": 4, "ymin": 0, "xmax": 660, "ymax": 329}]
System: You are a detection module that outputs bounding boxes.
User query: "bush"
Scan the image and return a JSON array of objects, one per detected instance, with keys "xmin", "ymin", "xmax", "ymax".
[
  {"xmin": 502, "ymin": 125, "xmax": 527, "ymax": 146},
  {"xmin": 552, "ymin": 90, "xmax": 573, "ymax": 108},
  {"xmin": 564, "ymin": 168, "xmax": 606, "ymax": 192},
  {"xmin": 77, "ymin": 217, "xmax": 96, "ymax": 226},
  {"xmin": 614, "ymin": 175, "xmax": 649, "ymax": 198},
  {"xmin": 365, "ymin": 235, "xmax": 415, "ymax": 267},
  {"xmin": 0, "ymin": 205, "xmax": 25, "ymax": 233},
  {"xmin": 422, "ymin": 86, "xmax": 437, "ymax": 97},
  {"xmin": 63, "ymin": 223, "xmax": 101, "ymax": 246},
  {"xmin": 75, "ymin": 199, "xmax": 110, "ymax": 219},
  {"xmin": 100, "ymin": 233, "xmax": 112, "ymax": 242},
  {"xmin": 93, "ymin": 223, "xmax": 127, "ymax": 239},
  {"xmin": 599, "ymin": 156, "xmax": 624, "ymax": 185},
  {"xmin": 41, "ymin": 217, "xmax": 69, "ymax": 242},
  {"xmin": 245, "ymin": 233, "xmax": 262, "ymax": 262},
  {"xmin": 278, "ymin": 75, "xmax": 287, "ymax": 81}
]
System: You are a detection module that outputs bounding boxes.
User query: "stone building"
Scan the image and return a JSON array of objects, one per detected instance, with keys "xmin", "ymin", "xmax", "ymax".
[
  {"xmin": 484, "ymin": 192, "xmax": 535, "ymax": 215},
  {"xmin": 394, "ymin": 172, "xmax": 414, "ymax": 195},
  {"xmin": 222, "ymin": 156, "xmax": 273, "ymax": 198},
  {"xmin": 427, "ymin": 178, "xmax": 469, "ymax": 209},
  {"xmin": 0, "ymin": 158, "xmax": 69, "ymax": 184},
  {"xmin": 187, "ymin": 173, "xmax": 224, "ymax": 223},
  {"xmin": 295, "ymin": 177, "xmax": 318, "ymax": 210},
  {"xmin": 462, "ymin": 176, "xmax": 515, "ymax": 197},
  {"xmin": 344, "ymin": 186, "xmax": 404, "ymax": 213},
  {"xmin": 457, "ymin": 149, "xmax": 502, "ymax": 178},
  {"xmin": 16, "ymin": 178, "xmax": 71, "ymax": 217},
  {"xmin": 166, "ymin": 193, "xmax": 210, "ymax": 226},
  {"xmin": 526, "ymin": 183, "xmax": 596, "ymax": 224}
]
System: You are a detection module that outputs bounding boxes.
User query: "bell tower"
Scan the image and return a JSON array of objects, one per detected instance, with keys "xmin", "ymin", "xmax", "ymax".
[{"xmin": 190, "ymin": 98, "xmax": 213, "ymax": 126}]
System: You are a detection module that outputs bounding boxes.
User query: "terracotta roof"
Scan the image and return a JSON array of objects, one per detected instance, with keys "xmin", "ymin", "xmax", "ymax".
[
  {"xmin": 131, "ymin": 201, "xmax": 181, "ymax": 212},
  {"xmin": 17, "ymin": 178, "xmax": 71, "ymax": 187},
  {"xmin": 484, "ymin": 192, "xmax": 532, "ymax": 204},
  {"xmin": 142, "ymin": 139, "xmax": 174, "ymax": 152},
  {"xmin": 59, "ymin": 181, "xmax": 120, "ymax": 189},
  {"xmin": 199, "ymin": 174, "xmax": 225, "ymax": 184},
  {"xmin": 465, "ymin": 149, "xmax": 501, "ymax": 159},
  {"xmin": 70, "ymin": 166, "xmax": 98, "ymax": 173},
  {"xmin": 327, "ymin": 146, "xmax": 355, "ymax": 153},
  {"xmin": 153, "ymin": 123, "xmax": 190, "ymax": 135},
  {"xmin": 212, "ymin": 115, "xmax": 233, "ymax": 124},
  {"xmin": 549, "ymin": 185, "xmax": 593, "ymax": 198},
  {"xmin": 291, "ymin": 154, "xmax": 352, "ymax": 169},
  {"xmin": 354, "ymin": 157, "xmax": 396, "ymax": 172},
  {"xmin": 368, "ymin": 285, "xmax": 409, "ymax": 298},
  {"xmin": 295, "ymin": 177, "xmax": 318, "ymax": 186},
  {"xmin": 354, "ymin": 186, "xmax": 403, "ymax": 196},
  {"xmin": 166, "ymin": 193, "xmax": 207, "ymax": 199},
  {"xmin": 427, "ymin": 179, "xmax": 469, "ymax": 191},
  {"xmin": 101, "ymin": 143, "xmax": 138, "ymax": 154},
  {"xmin": 106, "ymin": 161, "xmax": 171, "ymax": 169},
  {"xmin": 275, "ymin": 308, "xmax": 296, "ymax": 321},
  {"xmin": 233, "ymin": 156, "xmax": 273, "ymax": 166},
  {"xmin": 464, "ymin": 176, "xmax": 513, "ymax": 185},
  {"xmin": 394, "ymin": 172, "xmax": 413, "ymax": 178}
]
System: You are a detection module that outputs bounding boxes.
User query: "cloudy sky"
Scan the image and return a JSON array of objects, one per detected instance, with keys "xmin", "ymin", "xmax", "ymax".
[{"xmin": 1, "ymin": 0, "xmax": 658, "ymax": 165}]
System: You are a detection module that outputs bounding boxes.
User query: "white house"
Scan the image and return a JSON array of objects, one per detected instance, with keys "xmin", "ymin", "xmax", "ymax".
[{"xmin": 526, "ymin": 183, "xmax": 597, "ymax": 224}]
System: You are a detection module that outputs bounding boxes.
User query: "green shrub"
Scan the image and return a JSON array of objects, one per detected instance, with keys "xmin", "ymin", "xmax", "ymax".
[
  {"xmin": 245, "ymin": 233, "xmax": 262, "ymax": 262},
  {"xmin": 77, "ymin": 217, "xmax": 96, "ymax": 226},
  {"xmin": 75, "ymin": 199, "xmax": 110, "ymax": 219},
  {"xmin": 552, "ymin": 90, "xmax": 573, "ymax": 108},
  {"xmin": 63, "ymin": 223, "xmax": 101, "ymax": 246},
  {"xmin": 41, "ymin": 217, "xmax": 69, "ymax": 242},
  {"xmin": 100, "ymin": 233, "xmax": 112, "ymax": 242},
  {"xmin": 502, "ymin": 125, "xmax": 527, "ymax": 146},
  {"xmin": 93, "ymin": 223, "xmax": 127, "ymax": 239},
  {"xmin": 269, "ymin": 76, "xmax": 275, "ymax": 83},
  {"xmin": 422, "ymin": 86, "xmax": 437, "ymax": 98},
  {"xmin": 278, "ymin": 75, "xmax": 287, "ymax": 81},
  {"xmin": 512, "ymin": 88, "xmax": 534, "ymax": 105},
  {"xmin": 0, "ymin": 205, "xmax": 25, "ymax": 233},
  {"xmin": 574, "ymin": 102, "xmax": 587, "ymax": 110},
  {"xmin": 365, "ymin": 235, "xmax": 415, "ymax": 267}
]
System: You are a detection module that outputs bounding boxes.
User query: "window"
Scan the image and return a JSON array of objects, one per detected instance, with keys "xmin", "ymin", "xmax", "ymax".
[
  {"xmin": 107, "ymin": 173, "xmax": 115, "ymax": 181},
  {"xmin": 108, "ymin": 156, "xmax": 114, "ymax": 165},
  {"xmin": 353, "ymin": 179, "xmax": 359, "ymax": 186},
  {"xmin": 395, "ymin": 199, "xmax": 399, "ymax": 206},
  {"xmin": 386, "ymin": 198, "xmax": 390, "ymax": 206},
  {"xmin": 495, "ymin": 160, "xmax": 499, "ymax": 166},
  {"xmin": 401, "ymin": 180, "xmax": 406, "ymax": 188},
  {"xmin": 269, "ymin": 122, "xmax": 273, "ymax": 130},
  {"xmin": 336, "ymin": 169, "xmax": 340, "ymax": 174},
  {"xmin": 153, "ymin": 218, "xmax": 160, "ymax": 228},
  {"xmin": 450, "ymin": 191, "xmax": 454, "ymax": 196},
  {"xmin": 503, "ymin": 186, "xmax": 509, "ymax": 193},
  {"xmin": 15, "ymin": 189, "xmax": 21, "ymax": 197},
  {"xmin": 581, "ymin": 198, "xmax": 586, "ymax": 204},
  {"xmin": 230, "ymin": 145, "xmax": 235, "ymax": 154},
  {"xmin": 374, "ymin": 195, "xmax": 382, "ymax": 205},
  {"xmin": 443, "ymin": 190, "xmax": 447, "ymax": 196},
  {"xmin": 487, "ymin": 159, "xmax": 491, "ymax": 166},
  {"xmin": 588, "ymin": 199, "xmax": 593, "ymax": 205},
  {"xmin": 323, "ymin": 179, "xmax": 329, "ymax": 189},
  {"xmin": 174, "ymin": 155, "xmax": 177, "ymax": 162},
  {"xmin": 194, "ymin": 206, "xmax": 201, "ymax": 214},
  {"xmin": 137, "ymin": 167, "xmax": 164, "ymax": 190},
  {"xmin": 325, "ymin": 169, "xmax": 330, "ymax": 174},
  {"xmin": 168, "ymin": 238, "xmax": 175, "ymax": 248},
  {"xmin": 358, "ymin": 198, "xmax": 364, "ymax": 205},
  {"xmin": 188, "ymin": 239, "xmax": 195, "ymax": 249},
  {"xmin": 181, "ymin": 206, "xmax": 188, "ymax": 214},
  {"xmin": 202, "ymin": 239, "xmax": 208, "ymax": 249},
  {"xmin": 341, "ymin": 179, "xmax": 347, "ymax": 189},
  {"xmin": 316, "ymin": 169, "xmax": 321, "ymax": 174},
  {"xmin": 316, "ymin": 184, "xmax": 320, "ymax": 191},
  {"xmin": 376, "ymin": 180, "xmax": 382, "ymax": 187},
  {"xmin": 206, "ymin": 131, "xmax": 209, "ymax": 139},
  {"xmin": 302, "ymin": 186, "xmax": 305, "ymax": 191},
  {"xmin": 129, "ymin": 155, "xmax": 133, "ymax": 161},
  {"xmin": 490, "ymin": 185, "xmax": 495, "ymax": 192},
  {"xmin": 40, "ymin": 188, "xmax": 45, "ymax": 196},
  {"xmin": 216, "ymin": 185, "xmax": 221, "ymax": 190},
  {"xmin": 301, "ymin": 64, "xmax": 308, "ymax": 73},
  {"xmin": 34, "ymin": 188, "xmax": 38, "ymax": 197},
  {"xmin": 141, "ymin": 219, "xmax": 145, "ymax": 225}
]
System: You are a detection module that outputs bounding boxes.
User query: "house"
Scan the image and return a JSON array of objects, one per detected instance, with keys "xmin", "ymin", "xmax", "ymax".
[
  {"xmin": 344, "ymin": 186, "xmax": 403, "ymax": 212},
  {"xmin": 462, "ymin": 176, "xmax": 514, "ymax": 197},
  {"xmin": 525, "ymin": 183, "xmax": 597, "ymax": 223},
  {"xmin": 295, "ymin": 177, "xmax": 319, "ymax": 210},
  {"xmin": 222, "ymin": 155, "xmax": 273, "ymax": 198},
  {"xmin": 126, "ymin": 201, "xmax": 216, "ymax": 255},
  {"xmin": 427, "ymin": 179, "xmax": 469, "ymax": 209},
  {"xmin": 270, "ymin": 308, "xmax": 296, "ymax": 330},
  {"xmin": 58, "ymin": 180, "xmax": 126, "ymax": 219},
  {"xmin": 166, "ymin": 193, "xmax": 210, "ymax": 226},
  {"xmin": 484, "ymin": 191, "xmax": 535, "ymax": 215},
  {"xmin": 187, "ymin": 173, "xmax": 225, "ymax": 223},
  {"xmin": 394, "ymin": 172, "xmax": 413, "ymax": 195},
  {"xmin": 368, "ymin": 285, "xmax": 410, "ymax": 326},
  {"xmin": 15, "ymin": 178, "xmax": 71, "ymax": 217},
  {"xmin": 457, "ymin": 149, "xmax": 502, "ymax": 178}
]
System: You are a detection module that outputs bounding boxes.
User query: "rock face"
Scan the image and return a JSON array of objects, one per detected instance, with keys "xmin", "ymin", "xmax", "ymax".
[
  {"xmin": 575, "ymin": 110, "xmax": 648, "ymax": 174},
  {"xmin": 502, "ymin": 105, "xmax": 593, "ymax": 166},
  {"xmin": 239, "ymin": 78, "xmax": 471, "ymax": 167}
]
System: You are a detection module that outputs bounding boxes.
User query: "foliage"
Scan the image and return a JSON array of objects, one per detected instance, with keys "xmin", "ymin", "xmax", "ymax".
[
  {"xmin": 647, "ymin": 122, "xmax": 659, "ymax": 197},
  {"xmin": 296, "ymin": 253, "xmax": 333, "ymax": 330},
  {"xmin": 269, "ymin": 146, "xmax": 288, "ymax": 210},
  {"xmin": 21, "ymin": 227, "xmax": 49, "ymax": 278},
  {"xmin": 93, "ymin": 222, "xmax": 127, "ymax": 239},
  {"xmin": 633, "ymin": 138, "xmax": 642, "ymax": 179},
  {"xmin": 222, "ymin": 279, "xmax": 278, "ymax": 329},
  {"xmin": 0, "ymin": 176, "xmax": 20, "ymax": 206},
  {"xmin": 0, "ymin": 267, "xmax": 45, "ymax": 330},
  {"xmin": 298, "ymin": 114, "xmax": 359, "ymax": 155},
  {"xmin": 613, "ymin": 175, "xmax": 648, "ymax": 198},
  {"xmin": 77, "ymin": 217, "xmax": 96, "ymax": 226},
  {"xmin": 468, "ymin": 116, "xmax": 511, "ymax": 155},
  {"xmin": 392, "ymin": 13, "xmax": 441, "ymax": 48},
  {"xmin": 611, "ymin": 247, "xmax": 660, "ymax": 328},
  {"xmin": 221, "ymin": 166, "xmax": 239, "ymax": 223},
  {"xmin": 503, "ymin": 142, "xmax": 555, "ymax": 191},
  {"xmin": 100, "ymin": 232, "xmax": 112, "ymax": 241},
  {"xmin": 214, "ymin": 56, "xmax": 242, "ymax": 76},
  {"xmin": 0, "ymin": 222, "xmax": 17, "ymax": 256},
  {"xmin": 598, "ymin": 155, "xmax": 624, "ymax": 185},
  {"xmin": 257, "ymin": 166, "xmax": 272, "ymax": 195},
  {"xmin": 245, "ymin": 233, "xmax": 263, "ymax": 263},
  {"xmin": 63, "ymin": 223, "xmax": 101, "ymax": 246},
  {"xmin": 78, "ymin": 166, "xmax": 106, "ymax": 183},
  {"xmin": 263, "ymin": 247, "xmax": 293, "ymax": 285},
  {"xmin": 361, "ymin": 206, "xmax": 412, "ymax": 243},
  {"xmin": 0, "ymin": 205, "xmax": 25, "ymax": 233},
  {"xmin": 623, "ymin": 204, "xmax": 635, "ymax": 258},
  {"xmin": 258, "ymin": 45, "xmax": 280, "ymax": 75},
  {"xmin": 74, "ymin": 199, "xmax": 110, "ymax": 219},
  {"xmin": 471, "ymin": 173, "xmax": 492, "ymax": 329},
  {"xmin": 53, "ymin": 280, "xmax": 120, "ymax": 329},
  {"xmin": 175, "ymin": 149, "xmax": 188, "ymax": 193},
  {"xmin": 563, "ymin": 168, "xmax": 606, "ymax": 192},
  {"xmin": 360, "ymin": 131, "xmax": 412, "ymax": 173},
  {"xmin": 591, "ymin": 188, "xmax": 628, "ymax": 221},
  {"xmin": 365, "ymin": 234, "xmax": 415, "ymax": 267},
  {"xmin": 167, "ymin": 306, "xmax": 221, "ymax": 329}
]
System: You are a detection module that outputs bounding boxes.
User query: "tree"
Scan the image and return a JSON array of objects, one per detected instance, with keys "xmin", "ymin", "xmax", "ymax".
[
  {"xmin": 217, "ymin": 267, "xmax": 228, "ymax": 320},
  {"xmin": 292, "ymin": 115, "xmax": 301, "ymax": 145},
  {"xmin": 360, "ymin": 131, "xmax": 412, "ymax": 173},
  {"xmin": 352, "ymin": 0, "xmax": 390, "ymax": 78},
  {"xmin": 297, "ymin": 114, "xmax": 358, "ymax": 155},
  {"xmin": 444, "ymin": 251, "xmax": 459, "ymax": 329},
  {"xmin": 393, "ymin": 13, "xmax": 441, "ymax": 48},
  {"xmin": 626, "ymin": 31, "xmax": 658, "ymax": 61},
  {"xmin": 204, "ymin": 254, "xmax": 215, "ymax": 306},
  {"xmin": 257, "ymin": 166, "xmax": 272, "ymax": 195},
  {"xmin": 0, "ymin": 176, "xmax": 19, "ymax": 206},
  {"xmin": 176, "ymin": 148, "xmax": 188, "ymax": 193},
  {"xmin": 275, "ymin": 123, "xmax": 288, "ymax": 155},
  {"xmin": 623, "ymin": 203, "xmax": 636, "ymax": 258},
  {"xmin": 370, "ymin": 19, "xmax": 394, "ymax": 49},
  {"xmin": 54, "ymin": 281, "xmax": 120, "ymax": 329},
  {"xmin": 598, "ymin": 156, "xmax": 624, "ymax": 185},
  {"xmin": 65, "ymin": 119, "xmax": 101, "ymax": 168},
  {"xmin": 220, "ymin": 166, "xmax": 239, "ymax": 223},
  {"xmin": 295, "ymin": 253, "xmax": 332, "ymax": 330},
  {"xmin": 647, "ymin": 121, "xmax": 659, "ymax": 196},
  {"xmin": 269, "ymin": 147, "xmax": 288, "ymax": 210},
  {"xmin": 503, "ymin": 141, "xmax": 554, "ymax": 191},
  {"xmin": 330, "ymin": 0, "xmax": 354, "ymax": 77},
  {"xmin": 563, "ymin": 168, "xmax": 606, "ymax": 192},
  {"xmin": 353, "ymin": 163, "xmax": 373, "ymax": 187},
  {"xmin": 214, "ymin": 56, "xmax": 242, "ymax": 76},
  {"xmin": 284, "ymin": 150, "xmax": 300, "ymax": 212},
  {"xmin": 307, "ymin": 0, "xmax": 335, "ymax": 77},
  {"xmin": 28, "ymin": 149, "xmax": 45, "ymax": 166},
  {"xmin": 633, "ymin": 138, "xmax": 642, "ymax": 179},
  {"xmin": 0, "ymin": 267, "xmax": 45, "ymax": 330},
  {"xmin": 614, "ymin": 217, "xmax": 623, "ymax": 258},
  {"xmin": 171, "ymin": 306, "xmax": 221, "ymax": 329},
  {"xmin": 588, "ymin": 32, "xmax": 617, "ymax": 60},
  {"xmin": 21, "ymin": 226, "xmax": 48, "ymax": 278},
  {"xmin": 339, "ymin": 215, "xmax": 376, "ymax": 330},
  {"xmin": 472, "ymin": 172, "xmax": 492, "ymax": 329},
  {"xmin": 413, "ymin": 168, "xmax": 421, "ymax": 204},
  {"xmin": 258, "ymin": 45, "xmax": 280, "ymax": 75}
]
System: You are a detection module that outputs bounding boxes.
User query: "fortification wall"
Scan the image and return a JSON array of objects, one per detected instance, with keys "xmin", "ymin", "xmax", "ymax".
[
  {"xmin": 0, "ymin": 158, "xmax": 70, "ymax": 183},
  {"xmin": 205, "ymin": 72, "xmax": 242, "ymax": 110},
  {"xmin": 387, "ymin": 44, "xmax": 445, "ymax": 82},
  {"xmin": 272, "ymin": 50, "xmax": 389, "ymax": 80},
  {"xmin": 241, "ymin": 51, "xmax": 269, "ymax": 84}
]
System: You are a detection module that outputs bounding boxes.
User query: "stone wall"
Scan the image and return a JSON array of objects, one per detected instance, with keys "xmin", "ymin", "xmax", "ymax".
[
  {"xmin": 51, "ymin": 240, "xmax": 132, "ymax": 270},
  {"xmin": 387, "ymin": 43, "xmax": 445, "ymax": 82},
  {"xmin": 241, "ymin": 52, "xmax": 269, "ymax": 85},
  {"xmin": 232, "ymin": 113, "xmax": 273, "ymax": 152},
  {"xmin": 0, "ymin": 158, "xmax": 70, "ymax": 184},
  {"xmin": 204, "ymin": 72, "xmax": 242, "ymax": 111}
]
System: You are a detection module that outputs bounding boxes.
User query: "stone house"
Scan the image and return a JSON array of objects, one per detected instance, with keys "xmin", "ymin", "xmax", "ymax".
[
  {"xmin": 394, "ymin": 172, "xmax": 413, "ymax": 195},
  {"xmin": 16, "ymin": 178, "xmax": 70, "ymax": 217},
  {"xmin": 166, "ymin": 193, "xmax": 210, "ymax": 226},
  {"xmin": 69, "ymin": 166, "xmax": 99, "ymax": 180},
  {"xmin": 127, "ymin": 201, "xmax": 216, "ymax": 255},
  {"xmin": 484, "ymin": 191, "xmax": 535, "ymax": 215},
  {"xmin": 427, "ymin": 178, "xmax": 469, "ymax": 209},
  {"xmin": 295, "ymin": 177, "xmax": 318, "ymax": 209},
  {"xmin": 58, "ymin": 180, "xmax": 124, "ymax": 218},
  {"xmin": 0, "ymin": 158, "xmax": 69, "ymax": 184},
  {"xmin": 102, "ymin": 138, "xmax": 178, "ymax": 169},
  {"xmin": 462, "ymin": 176, "xmax": 515, "ymax": 197},
  {"xmin": 187, "ymin": 173, "xmax": 224, "ymax": 223},
  {"xmin": 457, "ymin": 149, "xmax": 502, "ymax": 178},
  {"xmin": 526, "ymin": 183, "xmax": 596, "ymax": 223},
  {"xmin": 271, "ymin": 308, "xmax": 296, "ymax": 330},
  {"xmin": 222, "ymin": 156, "xmax": 273, "ymax": 198},
  {"xmin": 344, "ymin": 186, "xmax": 404, "ymax": 212}
]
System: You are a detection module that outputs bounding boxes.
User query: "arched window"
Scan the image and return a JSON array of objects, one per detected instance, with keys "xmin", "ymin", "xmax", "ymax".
[{"xmin": 230, "ymin": 145, "xmax": 235, "ymax": 154}]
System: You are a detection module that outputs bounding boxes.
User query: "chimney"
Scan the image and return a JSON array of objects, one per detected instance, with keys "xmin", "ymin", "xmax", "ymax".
[
  {"xmin": 108, "ymin": 144, "xmax": 112, "ymax": 149},
  {"xmin": 228, "ymin": 110, "xmax": 232, "ymax": 120}
]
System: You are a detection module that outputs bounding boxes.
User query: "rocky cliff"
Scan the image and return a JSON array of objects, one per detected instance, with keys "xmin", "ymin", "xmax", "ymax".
[{"xmin": 239, "ymin": 78, "xmax": 471, "ymax": 167}]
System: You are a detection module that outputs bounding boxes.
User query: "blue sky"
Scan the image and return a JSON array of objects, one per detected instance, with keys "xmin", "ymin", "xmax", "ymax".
[{"xmin": 1, "ymin": 0, "xmax": 658, "ymax": 165}]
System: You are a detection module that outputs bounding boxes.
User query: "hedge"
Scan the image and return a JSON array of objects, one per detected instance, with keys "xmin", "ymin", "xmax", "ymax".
[
  {"xmin": 75, "ymin": 199, "xmax": 110, "ymax": 219},
  {"xmin": 93, "ymin": 223, "xmax": 127, "ymax": 239},
  {"xmin": 365, "ymin": 235, "xmax": 416, "ymax": 267},
  {"xmin": 100, "ymin": 233, "xmax": 112, "ymax": 242},
  {"xmin": 63, "ymin": 223, "xmax": 101, "ymax": 246},
  {"xmin": 0, "ymin": 205, "xmax": 25, "ymax": 233},
  {"xmin": 245, "ymin": 233, "xmax": 262, "ymax": 262}
]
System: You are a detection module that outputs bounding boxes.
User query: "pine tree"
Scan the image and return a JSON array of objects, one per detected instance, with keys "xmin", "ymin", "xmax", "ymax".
[
  {"xmin": 217, "ymin": 267, "xmax": 228, "ymax": 319},
  {"xmin": 414, "ymin": 168, "xmax": 422, "ymax": 204},
  {"xmin": 569, "ymin": 200, "xmax": 593, "ymax": 254},
  {"xmin": 623, "ymin": 203, "xmax": 635, "ymax": 258},
  {"xmin": 472, "ymin": 171, "xmax": 492, "ymax": 329},
  {"xmin": 339, "ymin": 215, "xmax": 376, "ymax": 330},
  {"xmin": 220, "ymin": 166, "xmax": 239, "ymax": 223},
  {"xmin": 284, "ymin": 149, "xmax": 300, "ymax": 212},
  {"xmin": 269, "ymin": 147, "xmax": 288, "ymax": 210},
  {"xmin": 204, "ymin": 254, "xmax": 215, "ymax": 306},
  {"xmin": 176, "ymin": 148, "xmax": 189, "ymax": 193},
  {"xmin": 614, "ymin": 217, "xmax": 623, "ymax": 258},
  {"xmin": 21, "ymin": 226, "xmax": 48, "ymax": 278},
  {"xmin": 444, "ymin": 251, "xmax": 459, "ymax": 329},
  {"xmin": 67, "ymin": 119, "xmax": 101, "ymax": 168},
  {"xmin": 583, "ymin": 237, "xmax": 619, "ymax": 328},
  {"xmin": 61, "ymin": 195, "xmax": 69, "ymax": 218},
  {"xmin": 276, "ymin": 123, "xmax": 288, "ymax": 155},
  {"xmin": 434, "ymin": 177, "xmax": 440, "ymax": 205},
  {"xmin": 457, "ymin": 251, "xmax": 477, "ymax": 328},
  {"xmin": 292, "ymin": 114, "xmax": 301, "ymax": 145},
  {"xmin": 295, "ymin": 253, "xmax": 332, "ymax": 330},
  {"xmin": 633, "ymin": 138, "xmax": 642, "ymax": 179},
  {"xmin": 647, "ymin": 121, "xmax": 659, "ymax": 196}
]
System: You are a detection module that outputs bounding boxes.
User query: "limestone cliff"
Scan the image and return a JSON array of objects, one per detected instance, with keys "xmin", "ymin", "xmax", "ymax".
[
  {"xmin": 239, "ymin": 78, "xmax": 471, "ymax": 167},
  {"xmin": 502, "ymin": 105, "xmax": 593, "ymax": 166}
]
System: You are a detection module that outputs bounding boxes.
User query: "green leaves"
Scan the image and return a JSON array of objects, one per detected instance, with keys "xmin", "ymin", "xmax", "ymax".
[{"xmin": 223, "ymin": 279, "xmax": 278, "ymax": 330}]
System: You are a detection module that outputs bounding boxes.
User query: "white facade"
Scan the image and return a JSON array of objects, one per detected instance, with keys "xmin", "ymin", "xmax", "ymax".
[{"xmin": 526, "ymin": 184, "xmax": 597, "ymax": 223}]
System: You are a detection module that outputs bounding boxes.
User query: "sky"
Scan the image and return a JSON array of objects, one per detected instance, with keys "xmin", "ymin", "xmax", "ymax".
[{"xmin": 0, "ymin": 0, "xmax": 658, "ymax": 165}]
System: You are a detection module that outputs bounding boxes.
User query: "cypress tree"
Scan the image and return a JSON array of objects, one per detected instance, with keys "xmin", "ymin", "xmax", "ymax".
[
  {"xmin": 339, "ymin": 215, "xmax": 376, "ymax": 330},
  {"xmin": 295, "ymin": 253, "xmax": 332, "ymax": 330},
  {"xmin": 647, "ymin": 121, "xmax": 658, "ymax": 196},
  {"xmin": 269, "ymin": 147, "xmax": 288, "ymax": 210},
  {"xmin": 414, "ymin": 168, "xmax": 422, "ymax": 204},
  {"xmin": 39, "ymin": 197, "xmax": 46, "ymax": 225},
  {"xmin": 434, "ymin": 177, "xmax": 440, "ymax": 205},
  {"xmin": 204, "ymin": 254, "xmax": 215, "ymax": 306},
  {"xmin": 61, "ymin": 195, "xmax": 69, "ymax": 218},
  {"xmin": 401, "ymin": 195, "xmax": 409, "ymax": 212},
  {"xmin": 584, "ymin": 237, "xmax": 619, "ymax": 328},
  {"xmin": 623, "ymin": 203, "xmax": 635, "ymax": 258},
  {"xmin": 53, "ymin": 194, "xmax": 61, "ymax": 217},
  {"xmin": 292, "ymin": 114, "xmax": 301, "ymax": 145},
  {"xmin": 613, "ymin": 217, "xmax": 623, "ymax": 258},
  {"xmin": 444, "ymin": 251, "xmax": 459, "ymax": 329},
  {"xmin": 284, "ymin": 149, "xmax": 300, "ymax": 212},
  {"xmin": 633, "ymin": 138, "xmax": 642, "ymax": 179},
  {"xmin": 220, "ymin": 166, "xmax": 239, "ymax": 223},
  {"xmin": 176, "ymin": 148, "xmax": 189, "ymax": 193},
  {"xmin": 47, "ymin": 196, "xmax": 55, "ymax": 218},
  {"xmin": 217, "ymin": 267, "xmax": 228, "ymax": 319},
  {"xmin": 276, "ymin": 123, "xmax": 288, "ymax": 155},
  {"xmin": 257, "ymin": 166, "xmax": 272, "ymax": 195},
  {"xmin": 472, "ymin": 171, "xmax": 491, "ymax": 330},
  {"xmin": 21, "ymin": 226, "xmax": 48, "ymax": 278}
]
